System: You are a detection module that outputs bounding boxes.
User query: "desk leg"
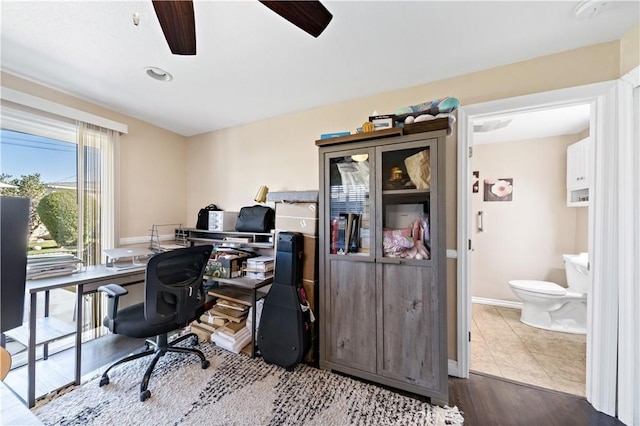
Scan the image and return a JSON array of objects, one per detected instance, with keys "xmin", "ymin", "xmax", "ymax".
[
  {"xmin": 75, "ymin": 284, "xmax": 83, "ymax": 385},
  {"xmin": 251, "ymin": 288, "xmax": 257, "ymax": 358},
  {"xmin": 27, "ymin": 292, "xmax": 37, "ymax": 408},
  {"xmin": 43, "ymin": 291, "xmax": 50, "ymax": 360}
]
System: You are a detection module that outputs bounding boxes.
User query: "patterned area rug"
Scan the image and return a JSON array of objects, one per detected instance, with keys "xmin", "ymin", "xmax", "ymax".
[{"xmin": 33, "ymin": 341, "xmax": 464, "ymax": 425}]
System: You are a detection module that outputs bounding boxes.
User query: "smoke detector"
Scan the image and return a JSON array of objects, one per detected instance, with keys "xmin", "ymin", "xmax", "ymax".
[{"xmin": 574, "ymin": 1, "xmax": 608, "ymax": 20}]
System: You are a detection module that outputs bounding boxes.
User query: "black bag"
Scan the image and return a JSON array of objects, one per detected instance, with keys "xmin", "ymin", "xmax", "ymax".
[
  {"xmin": 196, "ymin": 204, "xmax": 220, "ymax": 230},
  {"xmin": 235, "ymin": 205, "xmax": 275, "ymax": 233}
]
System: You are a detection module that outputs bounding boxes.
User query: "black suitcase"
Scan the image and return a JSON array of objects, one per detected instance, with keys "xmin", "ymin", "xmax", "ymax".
[{"xmin": 257, "ymin": 232, "xmax": 311, "ymax": 370}]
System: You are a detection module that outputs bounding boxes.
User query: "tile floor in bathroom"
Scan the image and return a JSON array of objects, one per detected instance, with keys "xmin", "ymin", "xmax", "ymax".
[{"xmin": 471, "ymin": 303, "xmax": 586, "ymax": 397}]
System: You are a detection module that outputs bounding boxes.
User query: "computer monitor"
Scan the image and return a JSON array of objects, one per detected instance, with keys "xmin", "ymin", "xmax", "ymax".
[{"xmin": 1, "ymin": 196, "xmax": 30, "ymax": 333}]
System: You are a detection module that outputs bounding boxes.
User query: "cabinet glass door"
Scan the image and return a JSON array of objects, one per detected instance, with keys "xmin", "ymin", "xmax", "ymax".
[
  {"xmin": 326, "ymin": 150, "xmax": 373, "ymax": 258},
  {"xmin": 377, "ymin": 141, "xmax": 434, "ymax": 263}
]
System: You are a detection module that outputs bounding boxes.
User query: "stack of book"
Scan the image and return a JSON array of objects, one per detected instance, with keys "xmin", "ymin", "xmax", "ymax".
[
  {"xmin": 208, "ymin": 300, "xmax": 252, "ymax": 353},
  {"xmin": 26, "ymin": 253, "xmax": 82, "ymax": 279},
  {"xmin": 191, "ymin": 310, "xmax": 227, "ymax": 342},
  {"xmin": 243, "ymin": 255, "xmax": 274, "ymax": 280},
  {"xmin": 332, "ymin": 213, "xmax": 363, "ymax": 254},
  {"xmin": 211, "ymin": 321, "xmax": 251, "ymax": 354}
]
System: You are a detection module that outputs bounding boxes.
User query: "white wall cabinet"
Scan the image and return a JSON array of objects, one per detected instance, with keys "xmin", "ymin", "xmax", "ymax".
[{"xmin": 567, "ymin": 137, "xmax": 590, "ymax": 206}]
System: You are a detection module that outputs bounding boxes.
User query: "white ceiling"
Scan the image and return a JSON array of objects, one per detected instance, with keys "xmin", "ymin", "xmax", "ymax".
[
  {"xmin": 473, "ymin": 103, "xmax": 591, "ymax": 144},
  {"xmin": 1, "ymin": 1, "xmax": 638, "ymax": 137}
]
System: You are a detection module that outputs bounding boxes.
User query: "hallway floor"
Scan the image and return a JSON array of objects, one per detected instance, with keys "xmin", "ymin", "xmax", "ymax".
[{"xmin": 471, "ymin": 303, "xmax": 586, "ymax": 397}]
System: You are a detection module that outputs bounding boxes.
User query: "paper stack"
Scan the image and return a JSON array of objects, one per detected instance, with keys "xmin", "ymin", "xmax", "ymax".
[
  {"xmin": 244, "ymin": 255, "xmax": 274, "ymax": 280},
  {"xmin": 211, "ymin": 323, "xmax": 251, "ymax": 354},
  {"xmin": 208, "ymin": 299, "xmax": 254, "ymax": 353},
  {"xmin": 26, "ymin": 253, "xmax": 82, "ymax": 279}
]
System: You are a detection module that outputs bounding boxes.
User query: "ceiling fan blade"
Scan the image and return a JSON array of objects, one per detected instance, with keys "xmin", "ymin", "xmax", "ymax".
[
  {"xmin": 152, "ymin": 0, "xmax": 196, "ymax": 55},
  {"xmin": 259, "ymin": 1, "xmax": 333, "ymax": 38}
]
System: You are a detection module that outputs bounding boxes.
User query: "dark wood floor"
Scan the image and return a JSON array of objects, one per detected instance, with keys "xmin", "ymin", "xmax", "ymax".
[
  {"xmin": 4, "ymin": 336, "xmax": 623, "ymax": 426},
  {"xmin": 450, "ymin": 372, "xmax": 622, "ymax": 426}
]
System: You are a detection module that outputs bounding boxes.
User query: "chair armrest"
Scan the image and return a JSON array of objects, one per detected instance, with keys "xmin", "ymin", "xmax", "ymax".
[
  {"xmin": 98, "ymin": 283, "xmax": 128, "ymax": 298},
  {"xmin": 98, "ymin": 284, "xmax": 129, "ymax": 331}
]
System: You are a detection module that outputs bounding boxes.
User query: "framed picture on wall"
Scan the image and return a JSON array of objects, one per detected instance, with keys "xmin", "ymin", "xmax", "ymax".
[
  {"xmin": 484, "ymin": 178, "xmax": 513, "ymax": 201},
  {"xmin": 473, "ymin": 171, "xmax": 480, "ymax": 193}
]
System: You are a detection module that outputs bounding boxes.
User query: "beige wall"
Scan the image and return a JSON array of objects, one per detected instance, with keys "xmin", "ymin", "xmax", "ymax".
[
  {"xmin": 186, "ymin": 41, "xmax": 622, "ymax": 359},
  {"xmin": 0, "ymin": 72, "xmax": 189, "ymax": 240},
  {"xmin": 1, "ymin": 36, "xmax": 630, "ymax": 361},
  {"xmin": 620, "ymin": 23, "xmax": 640, "ymax": 76},
  {"xmin": 471, "ymin": 134, "xmax": 588, "ymax": 302}
]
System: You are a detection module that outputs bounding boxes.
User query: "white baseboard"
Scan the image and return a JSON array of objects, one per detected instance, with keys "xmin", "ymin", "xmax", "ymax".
[
  {"xmin": 119, "ymin": 233, "xmax": 177, "ymax": 246},
  {"xmin": 119, "ymin": 235, "xmax": 149, "ymax": 245},
  {"xmin": 448, "ymin": 359, "xmax": 462, "ymax": 378},
  {"xmin": 471, "ymin": 296, "xmax": 522, "ymax": 310}
]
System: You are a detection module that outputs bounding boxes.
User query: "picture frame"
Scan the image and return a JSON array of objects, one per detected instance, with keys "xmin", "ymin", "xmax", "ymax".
[
  {"xmin": 472, "ymin": 171, "xmax": 479, "ymax": 193},
  {"xmin": 483, "ymin": 178, "xmax": 513, "ymax": 202},
  {"xmin": 368, "ymin": 114, "xmax": 396, "ymax": 131}
]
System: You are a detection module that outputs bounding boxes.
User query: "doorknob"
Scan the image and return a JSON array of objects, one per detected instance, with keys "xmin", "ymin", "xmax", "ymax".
[{"xmin": 477, "ymin": 211, "xmax": 484, "ymax": 232}]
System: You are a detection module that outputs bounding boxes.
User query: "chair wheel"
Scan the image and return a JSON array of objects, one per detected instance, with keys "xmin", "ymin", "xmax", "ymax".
[
  {"xmin": 99, "ymin": 376, "xmax": 109, "ymax": 387},
  {"xmin": 191, "ymin": 336, "xmax": 199, "ymax": 346},
  {"xmin": 201, "ymin": 360, "xmax": 210, "ymax": 369},
  {"xmin": 140, "ymin": 390, "xmax": 151, "ymax": 401}
]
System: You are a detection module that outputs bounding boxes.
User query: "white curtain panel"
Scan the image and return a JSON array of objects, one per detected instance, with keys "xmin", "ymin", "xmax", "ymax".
[{"xmin": 76, "ymin": 122, "xmax": 117, "ymax": 266}]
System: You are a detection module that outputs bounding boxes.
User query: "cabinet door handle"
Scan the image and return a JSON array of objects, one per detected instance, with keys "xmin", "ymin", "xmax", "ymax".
[
  {"xmin": 477, "ymin": 211, "xmax": 484, "ymax": 232},
  {"xmin": 379, "ymin": 257, "xmax": 402, "ymax": 264}
]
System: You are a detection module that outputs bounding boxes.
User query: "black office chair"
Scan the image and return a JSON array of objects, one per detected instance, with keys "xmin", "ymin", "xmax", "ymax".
[{"xmin": 97, "ymin": 244, "xmax": 213, "ymax": 401}]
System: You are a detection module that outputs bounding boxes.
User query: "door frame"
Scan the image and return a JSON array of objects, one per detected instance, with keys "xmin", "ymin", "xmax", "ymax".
[{"xmin": 455, "ymin": 80, "xmax": 622, "ymax": 416}]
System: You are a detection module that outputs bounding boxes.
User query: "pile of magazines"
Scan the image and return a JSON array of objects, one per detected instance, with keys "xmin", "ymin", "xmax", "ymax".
[{"xmin": 26, "ymin": 253, "xmax": 82, "ymax": 279}]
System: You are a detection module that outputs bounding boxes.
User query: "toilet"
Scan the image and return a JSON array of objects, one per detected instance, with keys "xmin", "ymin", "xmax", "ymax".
[{"xmin": 508, "ymin": 253, "xmax": 589, "ymax": 334}]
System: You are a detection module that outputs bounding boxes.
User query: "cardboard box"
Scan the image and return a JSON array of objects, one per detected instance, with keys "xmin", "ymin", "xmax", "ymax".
[
  {"xmin": 205, "ymin": 253, "xmax": 251, "ymax": 279},
  {"xmin": 275, "ymin": 202, "xmax": 318, "ymax": 236},
  {"xmin": 302, "ymin": 236, "xmax": 318, "ymax": 281},
  {"xmin": 302, "ymin": 279, "xmax": 318, "ymax": 365},
  {"xmin": 385, "ymin": 203, "xmax": 424, "ymax": 229},
  {"xmin": 302, "ymin": 279, "xmax": 317, "ymax": 318}
]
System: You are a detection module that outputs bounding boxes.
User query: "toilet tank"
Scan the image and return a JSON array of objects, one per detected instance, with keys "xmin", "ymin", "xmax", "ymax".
[{"xmin": 563, "ymin": 253, "xmax": 589, "ymax": 294}]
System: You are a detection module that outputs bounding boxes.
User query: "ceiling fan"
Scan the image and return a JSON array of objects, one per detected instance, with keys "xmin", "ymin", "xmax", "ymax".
[{"xmin": 151, "ymin": 0, "xmax": 333, "ymax": 56}]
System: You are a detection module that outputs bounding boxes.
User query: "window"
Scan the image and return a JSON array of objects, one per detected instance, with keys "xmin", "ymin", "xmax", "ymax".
[
  {"xmin": 1, "ymin": 101, "xmax": 119, "ymax": 360},
  {"xmin": 0, "ymin": 101, "xmax": 116, "ymax": 266}
]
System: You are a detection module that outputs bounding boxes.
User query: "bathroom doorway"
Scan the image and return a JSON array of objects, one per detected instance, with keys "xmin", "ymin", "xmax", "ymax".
[{"xmin": 467, "ymin": 104, "xmax": 590, "ymax": 396}]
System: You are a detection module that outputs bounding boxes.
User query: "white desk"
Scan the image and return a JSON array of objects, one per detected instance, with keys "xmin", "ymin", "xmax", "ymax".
[{"xmin": 6, "ymin": 265, "xmax": 145, "ymax": 408}]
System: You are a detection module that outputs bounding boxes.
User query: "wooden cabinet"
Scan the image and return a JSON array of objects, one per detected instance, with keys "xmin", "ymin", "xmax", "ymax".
[
  {"xmin": 317, "ymin": 129, "xmax": 448, "ymax": 405},
  {"xmin": 567, "ymin": 137, "xmax": 590, "ymax": 206}
]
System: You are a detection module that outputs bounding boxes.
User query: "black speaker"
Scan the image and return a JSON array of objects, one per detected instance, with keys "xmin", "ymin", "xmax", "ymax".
[
  {"xmin": 1, "ymin": 196, "xmax": 30, "ymax": 333},
  {"xmin": 273, "ymin": 231, "xmax": 303, "ymax": 287}
]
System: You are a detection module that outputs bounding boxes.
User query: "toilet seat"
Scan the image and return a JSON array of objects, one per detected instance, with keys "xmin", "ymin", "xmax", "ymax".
[{"xmin": 509, "ymin": 280, "xmax": 566, "ymax": 296}]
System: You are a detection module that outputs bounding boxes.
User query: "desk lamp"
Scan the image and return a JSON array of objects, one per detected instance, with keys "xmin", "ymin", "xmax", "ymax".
[{"xmin": 254, "ymin": 185, "xmax": 269, "ymax": 203}]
